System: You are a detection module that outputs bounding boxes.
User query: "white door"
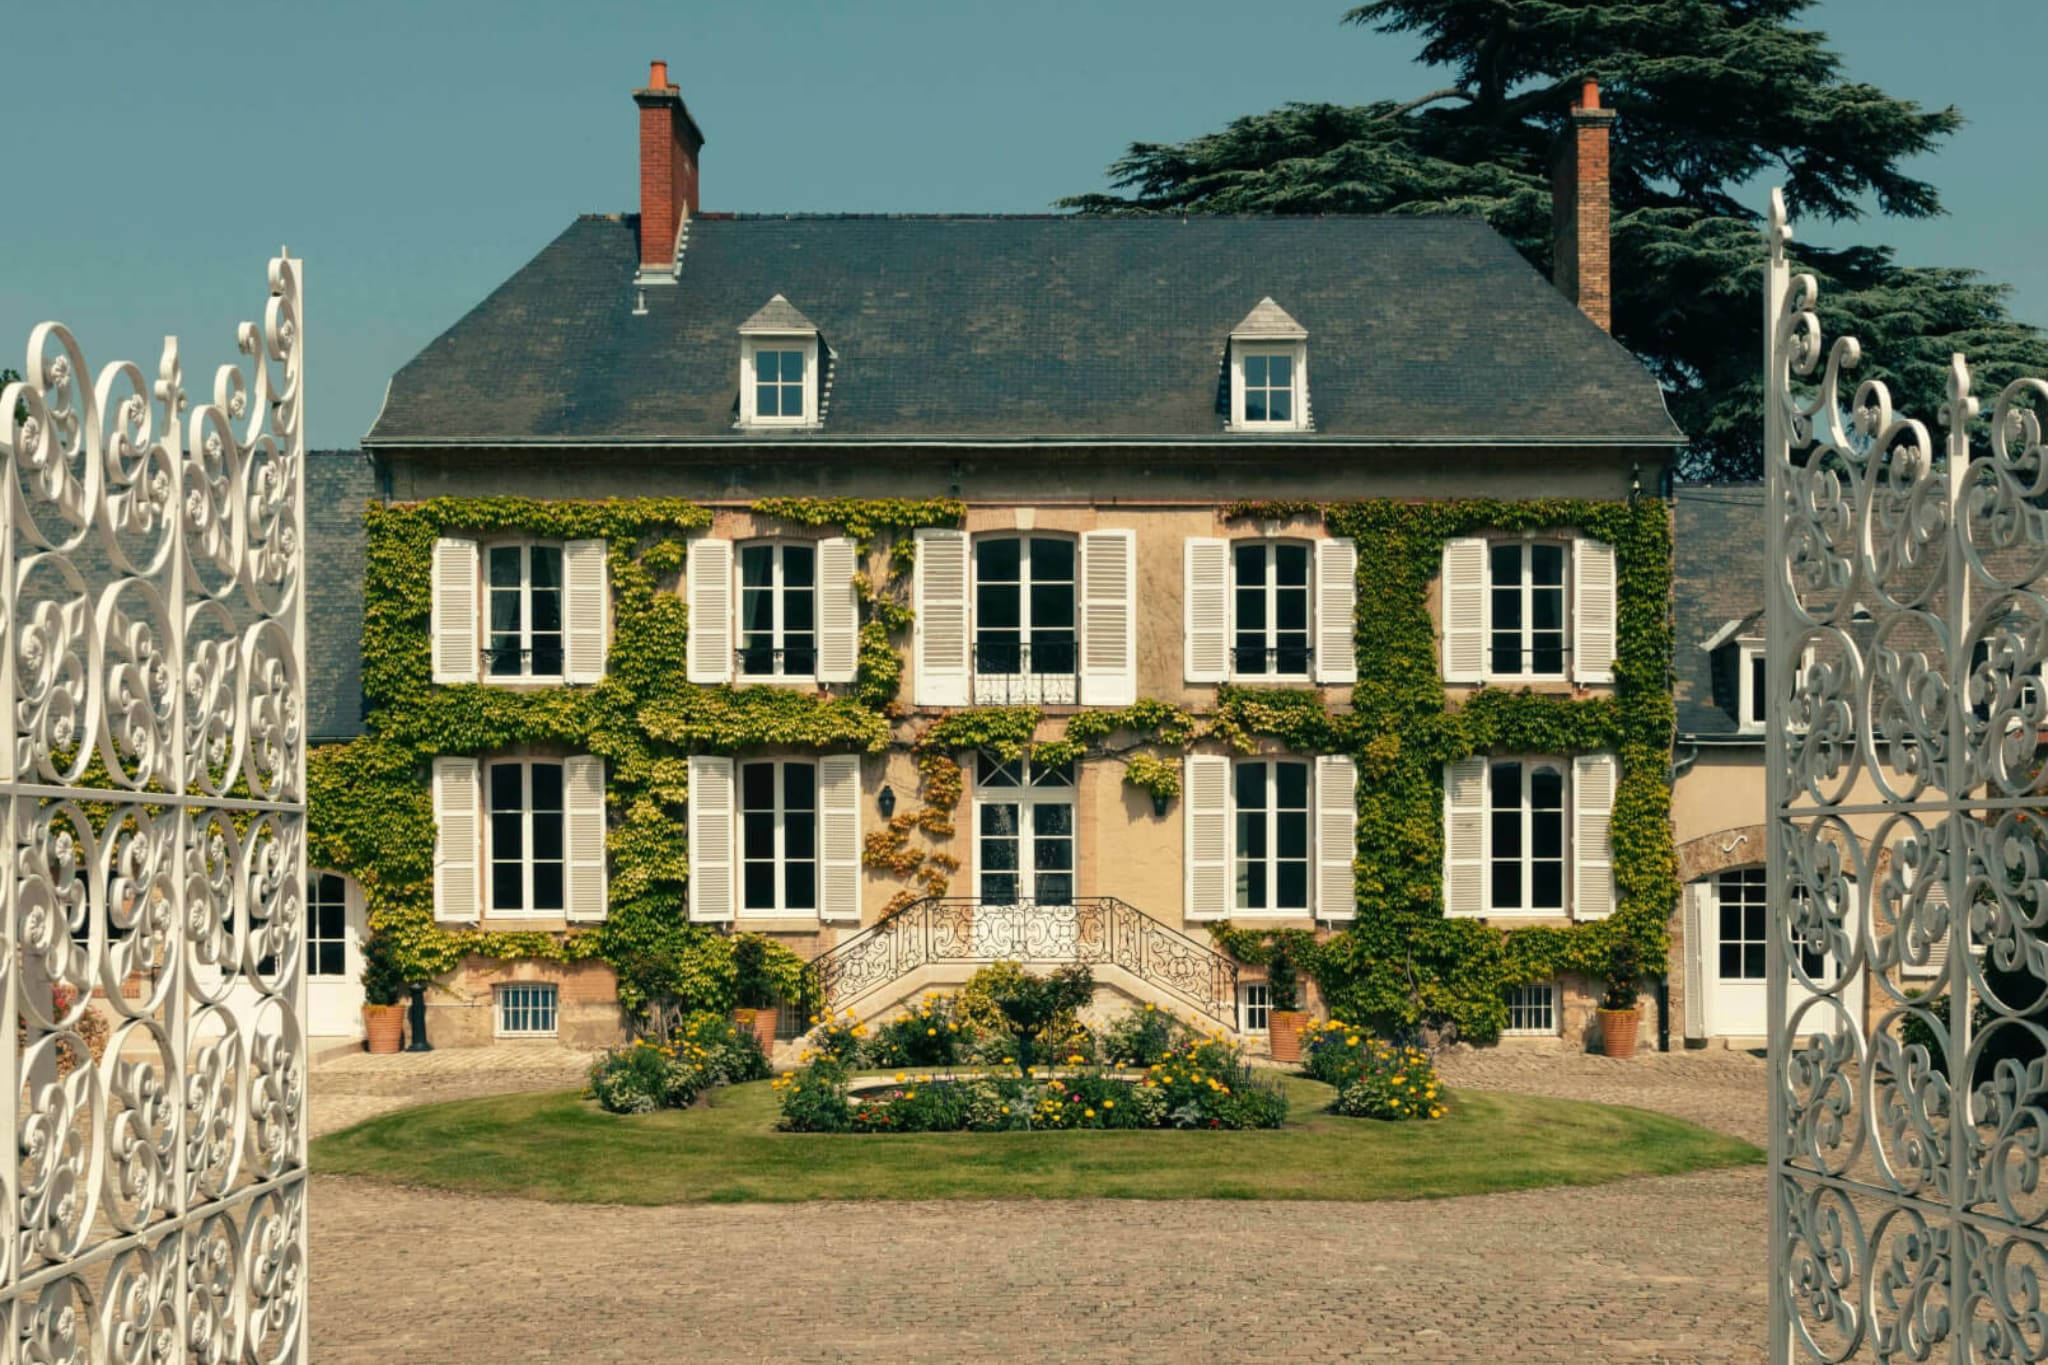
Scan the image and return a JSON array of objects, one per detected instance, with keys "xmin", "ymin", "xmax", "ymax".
[
  {"xmin": 1703, "ymin": 868, "xmax": 1862, "ymax": 1038},
  {"xmin": 973, "ymin": 753, "xmax": 1076, "ymax": 957},
  {"xmin": 306, "ymin": 871, "xmax": 367, "ymax": 1037}
]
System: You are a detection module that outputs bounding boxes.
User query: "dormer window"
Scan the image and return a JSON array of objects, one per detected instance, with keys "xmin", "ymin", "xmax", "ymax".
[
  {"xmin": 1228, "ymin": 297, "xmax": 1309, "ymax": 432},
  {"xmin": 738, "ymin": 295, "xmax": 822, "ymax": 429}
]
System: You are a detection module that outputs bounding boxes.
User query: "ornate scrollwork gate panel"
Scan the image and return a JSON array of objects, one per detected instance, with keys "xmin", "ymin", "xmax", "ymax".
[
  {"xmin": 1768, "ymin": 189, "xmax": 2048, "ymax": 1362},
  {"xmin": 2, "ymin": 257, "xmax": 308, "ymax": 1362}
]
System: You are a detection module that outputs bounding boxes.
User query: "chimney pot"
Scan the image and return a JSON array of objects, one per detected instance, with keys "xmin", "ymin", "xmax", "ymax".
[
  {"xmin": 1582, "ymin": 79, "xmax": 1600, "ymax": 110},
  {"xmin": 650, "ymin": 59, "xmax": 669, "ymax": 88}
]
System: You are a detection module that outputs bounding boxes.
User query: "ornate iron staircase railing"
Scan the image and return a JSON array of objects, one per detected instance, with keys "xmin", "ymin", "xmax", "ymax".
[{"xmin": 802, "ymin": 897, "xmax": 1241, "ymax": 1030}]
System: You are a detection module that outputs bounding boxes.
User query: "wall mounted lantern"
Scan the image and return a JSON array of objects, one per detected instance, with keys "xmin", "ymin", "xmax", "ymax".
[{"xmin": 878, "ymin": 785, "xmax": 896, "ymax": 819}]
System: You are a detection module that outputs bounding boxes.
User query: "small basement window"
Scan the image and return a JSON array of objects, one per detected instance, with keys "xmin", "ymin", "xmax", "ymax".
[
  {"xmin": 497, "ymin": 983, "xmax": 559, "ymax": 1038},
  {"xmin": 1503, "ymin": 981, "xmax": 1558, "ymax": 1036},
  {"xmin": 1239, "ymin": 982, "xmax": 1272, "ymax": 1034}
]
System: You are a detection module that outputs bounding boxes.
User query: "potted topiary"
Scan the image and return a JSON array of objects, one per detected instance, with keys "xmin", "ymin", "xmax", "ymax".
[
  {"xmin": 730, "ymin": 934, "xmax": 780, "ymax": 1055},
  {"xmin": 360, "ymin": 932, "xmax": 407, "ymax": 1054},
  {"xmin": 1265, "ymin": 941, "xmax": 1310, "ymax": 1064},
  {"xmin": 1599, "ymin": 938, "xmax": 1642, "ymax": 1058}
]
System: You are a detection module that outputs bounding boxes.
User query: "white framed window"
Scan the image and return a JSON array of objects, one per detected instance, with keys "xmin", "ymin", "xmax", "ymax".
[
  {"xmin": 1489, "ymin": 759, "xmax": 1566, "ymax": 914},
  {"xmin": 1738, "ymin": 645, "xmax": 1767, "ymax": 733},
  {"xmin": 973, "ymin": 536, "xmax": 1078, "ymax": 704},
  {"xmin": 307, "ymin": 872, "xmax": 349, "ymax": 979},
  {"xmin": 1235, "ymin": 759, "xmax": 1311, "ymax": 913},
  {"xmin": 484, "ymin": 542, "xmax": 564, "ymax": 679},
  {"xmin": 1232, "ymin": 541, "xmax": 1313, "ymax": 678},
  {"xmin": 1227, "ymin": 299, "xmax": 1310, "ymax": 433},
  {"xmin": 1503, "ymin": 981, "xmax": 1558, "ymax": 1036},
  {"xmin": 740, "ymin": 760, "xmax": 817, "ymax": 915},
  {"xmin": 738, "ymin": 541, "xmax": 817, "ymax": 680},
  {"xmin": 486, "ymin": 760, "xmax": 567, "ymax": 915},
  {"xmin": 738, "ymin": 336, "xmax": 819, "ymax": 428},
  {"xmin": 975, "ymin": 752, "xmax": 1075, "ymax": 905},
  {"xmin": 496, "ymin": 983, "xmax": 558, "ymax": 1038},
  {"xmin": 1488, "ymin": 541, "xmax": 1568, "ymax": 678},
  {"xmin": 1239, "ymin": 982, "xmax": 1272, "ymax": 1034}
]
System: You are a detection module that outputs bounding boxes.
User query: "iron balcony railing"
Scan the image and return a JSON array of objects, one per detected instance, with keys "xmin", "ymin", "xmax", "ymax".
[
  {"xmin": 1229, "ymin": 643, "xmax": 1313, "ymax": 677},
  {"xmin": 971, "ymin": 640, "xmax": 1078, "ymax": 704},
  {"xmin": 483, "ymin": 643, "xmax": 565, "ymax": 677},
  {"xmin": 736, "ymin": 644, "xmax": 819, "ymax": 678},
  {"xmin": 803, "ymin": 896, "xmax": 1241, "ymax": 1029}
]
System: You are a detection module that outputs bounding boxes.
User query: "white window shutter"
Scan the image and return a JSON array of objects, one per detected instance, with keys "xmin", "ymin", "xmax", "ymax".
[
  {"xmin": 913, "ymin": 528, "xmax": 970, "ymax": 706},
  {"xmin": 1315, "ymin": 755, "xmax": 1358, "ymax": 920},
  {"xmin": 1442, "ymin": 756, "xmax": 1486, "ymax": 917},
  {"xmin": 1441, "ymin": 537, "xmax": 1486, "ymax": 684},
  {"xmin": 1314, "ymin": 538, "xmax": 1358, "ymax": 684},
  {"xmin": 432, "ymin": 756, "xmax": 480, "ymax": 923},
  {"xmin": 1184, "ymin": 537, "xmax": 1229, "ymax": 684},
  {"xmin": 564, "ymin": 754, "xmax": 608, "ymax": 922},
  {"xmin": 817, "ymin": 538, "xmax": 860, "ymax": 684},
  {"xmin": 686, "ymin": 538, "xmax": 734, "ymax": 684},
  {"xmin": 1080, "ymin": 529, "xmax": 1137, "ymax": 706},
  {"xmin": 563, "ymin": 539, "xmax": 609, "ymax": 684},
  {"xmin": 1572, "ymin": 752, "xmax": 1619, "ymax": 919},
  {"xmin": 686, "ymin": 755, "xmax": 735, "ymax": 922},
  {"xmin": 819, "ymin": 754, "xmax": 863, "ymax": 922},
  {"xmin": 1683, "ymin": 882, "xmax": 1708, "ymax": 1040},
  {"xmin": 430, "ymin": 538, "xmax": 479, "ymax": 684},
  {"xmin": 1184, "ymin": 754, "xmax": 1230, "ymax": 920},
  {"xmin": 1574, "ymin": 538, "xmax": 1617, "ymax": 684},
  {"xmin": 1904, "ymin": 882, "xmax": 1950, "ymax": 980}
]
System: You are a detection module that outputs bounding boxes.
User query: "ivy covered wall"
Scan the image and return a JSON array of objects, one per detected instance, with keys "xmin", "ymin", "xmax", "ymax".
[{"xmin": 308, "ymin": 493, "xmax": 1674, "ymax": 1040}]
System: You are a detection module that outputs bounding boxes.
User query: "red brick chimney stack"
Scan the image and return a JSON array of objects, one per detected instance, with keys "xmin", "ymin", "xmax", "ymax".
[
  {"xmin": 1552, "ymin": 79, "xmax": 1616, "ymax": 332},
  {"xmin": 634, "ymin": 59, "xmax": 705, "ymax": 274}
]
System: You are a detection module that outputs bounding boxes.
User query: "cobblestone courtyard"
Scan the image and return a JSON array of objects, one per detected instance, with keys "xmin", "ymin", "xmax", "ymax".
[{"xmin": 310, "ymin": 1046, "xmax": 1771, "ymax": 1363}]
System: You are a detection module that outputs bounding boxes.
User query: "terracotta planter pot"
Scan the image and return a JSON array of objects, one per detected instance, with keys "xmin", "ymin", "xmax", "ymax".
[
  {"xmin": 1268, "ymin": 1010, "xmax": 1310, "ymax": 1064},
  {"xmin": 1599, "ymin": 1007, "xmax": 1640, "ymax": 1058},
  {"xmin": 733, "ymin": 1007, "xmax": 779, "ymax": 1055},
  {"xmin": 362, "ymin": 1004, "xmax": 406, "ymax": 1055}
]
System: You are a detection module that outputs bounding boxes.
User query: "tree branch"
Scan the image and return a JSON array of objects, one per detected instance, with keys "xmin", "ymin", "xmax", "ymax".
[{"xmin": 1386, "ymin": 86, "xmax": 1475, "ymax": 118}]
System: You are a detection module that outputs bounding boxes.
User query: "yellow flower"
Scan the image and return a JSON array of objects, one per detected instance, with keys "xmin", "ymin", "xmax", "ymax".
[
  {"xmin": 1145, "ymin": 1003, "xmax": 1156, "ymax": 1012},
  {"xmin": 1103, "ymin": 1099, "xmax": 1115, "ymax": 1109},
  {"xmin": 906, "ymin": 1091, "xmax": 917, "ymax": 1099},
  {"xmin": 1001, "ymin": 1105, "xmax": 1011, "ymax": 1114},
  {"xmin": 1346, "ymin": 1036, "xmax": 1360, "ymax": 1047},
  {"xmin": 1003, "ymin": 1057, "xmax": 1015, "ymax": 1065},
  {"xmin": 927, "ymin": 1028, "xmax": 937, "ymax": 1037},
  {"xmin": 894, "ymin": 1073, "xmax": 907, "ymax": 1083}
]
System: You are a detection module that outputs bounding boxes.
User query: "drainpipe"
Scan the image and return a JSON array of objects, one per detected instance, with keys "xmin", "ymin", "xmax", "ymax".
[{"xmin": 1656, "ymin": 975, "xmax": 1670, "ymax": 1052}]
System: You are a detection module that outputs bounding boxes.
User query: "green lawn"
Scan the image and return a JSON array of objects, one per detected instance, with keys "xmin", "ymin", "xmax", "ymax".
[{"xmin": 313, "ymin": 1074, "xmax": 1760, "ymax": 1204}]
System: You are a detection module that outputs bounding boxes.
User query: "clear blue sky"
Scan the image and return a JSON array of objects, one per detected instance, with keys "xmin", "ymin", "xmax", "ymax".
[{"xmin": 5, "ymin": 0, "xmax": 2042, "ymax": 450}]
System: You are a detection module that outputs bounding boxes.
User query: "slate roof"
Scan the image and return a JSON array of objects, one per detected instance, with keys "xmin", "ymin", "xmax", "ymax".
[
  {"xmin": 1674, "ymin": 484, "xmax": 1766, "ymax": 740},
  {"xmin": 306, "ymin": 450, "xmax": 373, "ymax": 743},
  {"xmin": 366, "ymin": 214, "xmax": 1682, "ymax": 447}
]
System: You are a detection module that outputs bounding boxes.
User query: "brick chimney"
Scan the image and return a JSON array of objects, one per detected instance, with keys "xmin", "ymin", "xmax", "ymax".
[
  {"xmin": 634, "ymin": 60, "xmax": 705, "ymax": 275},
  {"xmin": 1551, "ymin": 80, "xmax": 1616, "ymax": 331}
]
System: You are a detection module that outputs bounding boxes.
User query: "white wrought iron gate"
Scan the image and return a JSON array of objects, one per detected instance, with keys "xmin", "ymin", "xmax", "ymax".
[
  {"xmin": 0, "ymin": 256, "xmax": 309, "ymax": 1361},
  {"xmin": 1768, "ymin": 187, "xmax": 2048, "ymax": 1361}
]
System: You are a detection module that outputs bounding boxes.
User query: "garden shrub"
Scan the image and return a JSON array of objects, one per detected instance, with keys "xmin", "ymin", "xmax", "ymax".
[
  {"xmin": 864, "ymin": 992, "xmax": 970, "ymax": 1067},
  {"xmin": 1100, "ymin": 1002, "xmax": 1196, "ymax": 1067},
  {"xmin": 588, "ymin": 1009, "xmax": 768, "ymax": 1113},
  {"xmin": 1296, "ymin": 1024, "xmax": 1444, "ymax": 1121}
]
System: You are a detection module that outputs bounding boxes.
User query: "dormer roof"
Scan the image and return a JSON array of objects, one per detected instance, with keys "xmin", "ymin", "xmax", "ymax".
[
  {"xmin": 1230, "ymin": 297, "xmax": 1307, "ymax": 341},
  {"xmin": 738, "ymin": 294, "xmax": 820, "ymax": 335}
]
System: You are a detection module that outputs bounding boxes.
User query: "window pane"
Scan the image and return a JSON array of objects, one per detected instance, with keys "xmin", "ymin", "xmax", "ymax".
[
  {"xmin": 488, "ymin": 546, "xmax": 522, "ymax": 588},
  {"xmin": 1531, "ymin": 859, "xmax": 1562, "ymax": 909},
  {"xmin": 1275, "ymin": 545, "xmax": 1309, "ymax": 586},
  {"xmin": 1276, "ymin": 587, "xmax": 1308, "ymax": 633},
  {"xmin": 783, "ymin": 762, "xmax": 815, "ymax": 811},
  {"xmin": 315, "ymin": 941, "xmax": 345, "ymax": 977},
  {"xmin": 741, "ymin": 762, "xmax": 775, "ymax": 809},
  {"xmin": 1532, "ymin": 585, "xmax": 1562, "ymax": 632},
  {"xmin": 1276, "ymin": 809, "xmax": 1308, "ymax": 860},
  {"xmin": 784, "ymin": 861, "xmax": 816, "ymax": 910},
  {"xmin": 530, "ymin": 547, "xmax": 561, "ymax": 589},
  {"xmin": 977, "ymin": 537, "xmax": 1021, "ymax": 583},
  {"xmin": 982, "ymin": 873, "xmax": 1019, "ymax": 902},
  {"xmin": 1244, "ymin": 391, "xmax": 1267, "ymax": 423},
  {"xmin": 1491, "ymin": 860, "xmax": 1520, "ymax": 909},
  {"xmin": 1744, "ymin": 943, "xmax": 1766, "ymax": 979},
  {"xmin": 1719, "ymin": 943, "xmax": 1742, "ymax": 979},
  {"xmin": 1035, "ymin": 872, "xmax": 1074, "ymax": 905},
  {"xmin": 741, "ymin": 546, "xmax": 774, "ymax": 587},
  {"xmin": 1531, "ymin": 809, "xmax": 1562, "ymax": 860},
  {"xmin": 1745, "ymin": 903, "xmax": 1766, "ymax": 943},
  {"xmin": 1268, "ymin": 390, "xmax": 1291, "ymax": 422},
  {"xmin": 783, "ymin": 588, "xmax": 815, "ymax": 635},
  {"xmin": 1275, "ymin": 761, "xmax": 1308, "ymax": 808},
  {"xmin": 743, "ymin": 811, "xmax": 775, "ymax": 859},
  {"xmin": 1720, "ymin": 902, "xmax": 1741, "ymax": 942},
  {"xmin": 1235, "ymin": 762, "xmax": 1268, "ymax": 811},
  {"xmin": 978, "ymin": 753, "xmax": 1021, "ymax": 788},
  {"xmin": 1030, "ymin": 537, "xmax": 1074, "ymax": 583},
  {"xmin": 1234, "ymin": 543, "xmax": 1267, "ymax": 585},
  {"xmin": 781, "ymin": 385, "xmax": 805, "ymax": 417},
  {"xmin": 756, "ymin": 384, "xmax": 778, "ymax": 418},
  {"xmin": 1530, "ymin": 544, "xmax": 1563, "ymax": 586},
  {"xmin": 490, "ymin": 764, "xmax": 523, "ymax": 811},
  {"xmin": 1245, "ymin": 355, "xmax": 1267, "ymax": 386},
  {"xmin": 532, "ymin": 863, "xmax": 564, "ymax": 912},
  {"xmin": 981, "ymin": 803, "xmax": 1020, "ymax": 841},
  {"xmin": 1268, "ymin": 354, "xmax": 1291, "ymax": 384},
  {"xmin": 1530, "ymin": 766, "xmax": 1563, "ymax": 811},
  {"xmin": 779, "ymin": 350, "xmax": 804, "ymax": 383},
  {"xmin": 1277, "ymin": 860, "xmax": 1308, "ymax": 909},
  {"xmin": 755, "ymin": 351, "xmax": 776, "ymax": 380},
  {"xmin": 1030, "ymin": 583, "xmax": 1074, "ymax": 631},
  {"xmin": 744, "ymin": 862, "xmax": 776, "ymax": 910},
  {"xmin": 784, "ymin": 808, "xmax": 816, "ymax": 862},
  {"xmin": 530, "ymin": 764, "xmax": 563, "ymax": 812},
  {"xmin": 978, "ymin": 581, "xmax": 1020, "ymax": 631},
  {"xmin": 1032, "ymin": 802, "xmax": 1073, "ymax": 837},
  {"xmin": 532, "ymin": 810, "xmax": 564, "ymax": 862},
  {"xmin": 492, "ymin": 862, "xmax": 523, "ymax": 911},
  {"xmin": 530, "ymin": 591, "xmax": 562, "ymax": 635}
]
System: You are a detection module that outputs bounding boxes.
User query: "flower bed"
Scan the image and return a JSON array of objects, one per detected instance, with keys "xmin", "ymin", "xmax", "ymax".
[
  {"xmin": 1298, "ymin": 1020, "xmax": 1445, "ymax": 1121},
  {"xmin": 776, "ymin": 1035, "xmax": 1287, "ymax": 1133},
  {"xmin": 589, "ymin": 1010, "xmax": 772, "ymax": 1114}
]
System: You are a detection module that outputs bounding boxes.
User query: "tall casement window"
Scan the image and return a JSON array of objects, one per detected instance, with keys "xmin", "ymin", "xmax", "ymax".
[
  {"xmin": 1234, "ymin": 759, "xmax": 1311, "ymax": 913},
  {"xmin": 1439, "ymin": 535, "xmax": 1615, "ymax": 686},
  {"xmin": 487, "ymin": 760, "xmax": 566, "ymax": 914},
  {"xmin": 1184, "ymin": 538, "xmax": 1356, "ymax": 686},
  {"xmin": 973, "ymin": 536, "xmax": 1078, "ymax": 703},
  {"xmin": 1488, "ymin": 759, "xmax": 1565, "ymax": 913},
  {"xmin": 485, "ymin": 542, "xmax": 564, "ymax": 679},
  {"xmin": 1232, "ymin": 541, "xmax": 1312, "ymax": 678},
  {"xmin": 307, "ymin": 872, "xmax": 348, "ymax": 979},
  {"xmin": 431, "ymin": 537, "xmax": 608, "ymax": 685},
  {"xmin": 740, "ymin": 760, "xmax": 817, "ymax": 915},
  {"xmin": 1487, "ymin": 542, "xmax": 1566, "ymax": 678},
  {"xmin": 1443, "ymin": 752, "xmax": 1615, "ymax": 920},
  {"xmin": 738, "ymin": 542, "xmax": 817, "ymax": 679},
  {"xmin": 975, "ymin": 753, "xmax": 1074, "ymax": 904}
]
